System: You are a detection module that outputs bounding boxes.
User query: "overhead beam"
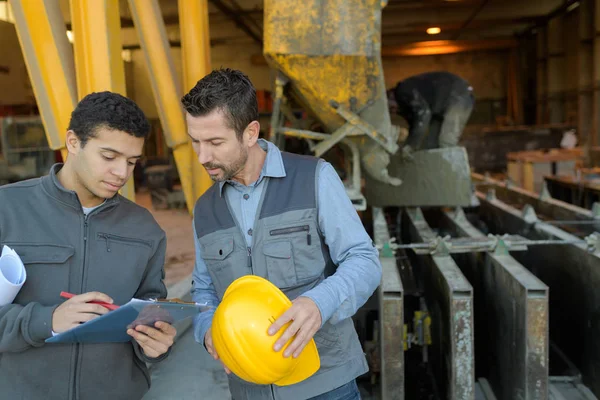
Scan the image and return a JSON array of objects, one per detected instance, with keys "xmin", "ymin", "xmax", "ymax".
[
  {"xmin": 520, "ymin": 0, "xmax": 580, "ymax": 35},
  {"xmin": 452, "ymin": 0, "xmax": 491, "ymax": 40},
  {"xmin": 382, "ymin": 16, "xmax": 541, "ymax": 36},
  {"xmin": 208, "ymin": 0, "xmax": 262, "ymax": 46},
  {"xmin": 251, "ymin": 38, "xmax": 518, "ymax": 65},
  {"xmin": 122, "ymin": 38, "xmax": 227, "ymax": 50},
  {"xmin": 65, "ymin": 11, "xmax": 263, "ymax": 30},
  {"xmin": 384, "ymin": 0, "xmax": 482, "ymax": 11},
  {"xmin": 381, "ymin": 38, "xmax": 518, "ymax": 56}
]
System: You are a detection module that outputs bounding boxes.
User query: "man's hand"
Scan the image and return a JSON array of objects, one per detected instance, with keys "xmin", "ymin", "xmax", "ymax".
[
  {"xmin": 268, "ymin": 296, "xmax": 322, "ymax": 358},
  {"xmin": 127, "ymin": 321, "xmax": 176, "ymax": 358},
  {"xmin": 52, "ymin": 291, "xmax": 113, "ymax": 333},
  {"xmin": 205, "ymin": 327, "xmax": 231, "ymax": 374}
]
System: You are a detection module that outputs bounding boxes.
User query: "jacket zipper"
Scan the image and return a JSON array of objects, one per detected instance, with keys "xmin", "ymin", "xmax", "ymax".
[
  {"xmin": 97, "ymin": 233, "xmax": 153, "ymax": 252},
  {"xmin": 73, "ymin": 215, "xmax": 89, "ymax": 399},
  {"xmin": 269, "ymin": 224, "xmax": 311, "ymax": 245}
]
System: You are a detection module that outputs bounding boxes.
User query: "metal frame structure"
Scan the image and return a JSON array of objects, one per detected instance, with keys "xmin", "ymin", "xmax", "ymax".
[
  {"xmin": 440, "ymin": 208, "xmax": 549, "ymax": 400},
  {"xmin": 404, "ymin": 208, "xmax": 475, "ymax": 400},
  {"xmin": 477, "ymin": 191, "xmax": 600, "ymax": 397},
  {"xmin": 373, "ymin": 208, "xmax": 404, "ymax": 400}
]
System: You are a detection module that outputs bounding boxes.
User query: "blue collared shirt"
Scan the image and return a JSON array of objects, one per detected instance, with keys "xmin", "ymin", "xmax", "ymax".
[{"xmin": 191, "ymin": 139, "xmax": 382, "ymax": 345}]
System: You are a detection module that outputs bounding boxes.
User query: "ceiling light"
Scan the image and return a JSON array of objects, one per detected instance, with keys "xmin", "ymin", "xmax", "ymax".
[{"xmin": 427, "ymin": 27, "xmax": 441, "ymax": 35}]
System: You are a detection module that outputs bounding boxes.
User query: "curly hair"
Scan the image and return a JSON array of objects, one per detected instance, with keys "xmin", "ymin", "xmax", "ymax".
[
  {"xmin": 67, "ymin": 91, "xmax": 150, "ymax": 147},
  {"xmin": 181, "ymin": 68, "xmax": 258, "ymax": 141}
]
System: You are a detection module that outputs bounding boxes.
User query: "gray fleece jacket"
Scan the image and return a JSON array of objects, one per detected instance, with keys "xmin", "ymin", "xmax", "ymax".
[{"xmin": 0, "ymin": 164, "xmax": 169, "ymax": 400}]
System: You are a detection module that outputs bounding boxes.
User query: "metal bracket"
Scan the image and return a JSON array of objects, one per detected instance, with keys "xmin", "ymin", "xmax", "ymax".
[
  {"xmin": 329, "ymin": 100, "xmax": 399, "ymax": 154},
  {"xmin": 592, "ymin": 202, "xmax": 600, "ymax": 219},
  {"xmin": 539, "ymin": 182, "xmax": 552, "ymax": 201},
  {"xmin": 522, "ymin": 204, "xmax": 539, "ymax": 224}
]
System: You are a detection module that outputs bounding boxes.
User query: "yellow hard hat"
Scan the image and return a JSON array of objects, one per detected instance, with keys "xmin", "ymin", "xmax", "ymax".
[{"xmin": 211, "ymin": 275, "xmax": 320, "ymax": 386}]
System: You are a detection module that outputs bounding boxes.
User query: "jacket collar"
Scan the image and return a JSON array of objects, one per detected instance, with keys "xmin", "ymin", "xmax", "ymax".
[{"xmin": 41, "ymin": 163, "xmax": 120, "ymax": 211}]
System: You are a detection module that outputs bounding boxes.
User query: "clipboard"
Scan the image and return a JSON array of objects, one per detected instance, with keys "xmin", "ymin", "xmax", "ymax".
[{"xmin": 46, "ymin": 298, "xmax": 208, "ymax": 344}]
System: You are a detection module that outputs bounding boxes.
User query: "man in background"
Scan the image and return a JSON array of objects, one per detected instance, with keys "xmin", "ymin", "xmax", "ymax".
[{"xmin": 394, "ymin": 71, "xmax": 475, "ymax": 154}]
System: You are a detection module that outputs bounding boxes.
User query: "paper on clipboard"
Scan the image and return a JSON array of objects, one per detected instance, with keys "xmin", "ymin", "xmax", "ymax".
[
  {"xmin": 46, "ymin": 298, "xmax": 211, "ymax": 344},
  {"xmin": 0, "ymin": 245, "xmax": 27, "ymax": 306}
]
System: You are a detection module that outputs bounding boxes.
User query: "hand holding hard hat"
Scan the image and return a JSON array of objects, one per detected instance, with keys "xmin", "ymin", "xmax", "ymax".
[
  {"xmin": 267, "ymin": 296, "xmax": 322, "ymax": 359},
  {"xmin": 211, "ymin": 275, "xmax": 321, "ymax": 386}
]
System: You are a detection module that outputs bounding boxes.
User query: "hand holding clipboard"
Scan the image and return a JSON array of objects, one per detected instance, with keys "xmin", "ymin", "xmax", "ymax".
[{"xmin": 47, "ymin": 296, "xmax": 209, "ymax": 344}]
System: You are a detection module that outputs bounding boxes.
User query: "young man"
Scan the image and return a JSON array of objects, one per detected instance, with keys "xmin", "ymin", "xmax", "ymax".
[
  {"xmin": 185, "ymin": 68, "xmax": 382, "ymax": 400},
  {"xmin": 0, "ymin": 92, "xmax": 176, "ymax": 399}
]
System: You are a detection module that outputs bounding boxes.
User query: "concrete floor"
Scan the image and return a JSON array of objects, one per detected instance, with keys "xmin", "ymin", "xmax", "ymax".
[{"xmin": 143, "ymin": 319, "xmax": 232, "ymax": 400}]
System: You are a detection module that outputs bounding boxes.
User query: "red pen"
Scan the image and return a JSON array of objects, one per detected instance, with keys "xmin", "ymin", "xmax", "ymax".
[{"xmin": 60, "ymin": 291, "xmax": 120, "ymax": 311}]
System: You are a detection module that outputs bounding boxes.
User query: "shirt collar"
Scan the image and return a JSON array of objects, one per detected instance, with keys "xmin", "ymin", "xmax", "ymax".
[{"xmin": 218, "ymin": 139, "xmax": 286, "ymax": 196}]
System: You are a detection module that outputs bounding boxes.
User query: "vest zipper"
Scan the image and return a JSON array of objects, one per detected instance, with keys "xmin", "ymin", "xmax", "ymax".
[
  {"xmin": 247, "ymin": 246, "xmax": 252, "ymax": 268},
  {"xmin": 269, "ymin": 224, "xmax": 311, "ymax": 245}
]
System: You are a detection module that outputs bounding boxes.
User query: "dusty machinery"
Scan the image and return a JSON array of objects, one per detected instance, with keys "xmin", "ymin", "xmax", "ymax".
[{"xmin": 263, "ymin": 1, "xmax": 600, "ymax": 399}]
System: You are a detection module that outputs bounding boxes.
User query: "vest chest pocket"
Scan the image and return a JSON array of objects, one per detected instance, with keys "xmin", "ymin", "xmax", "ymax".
[
  {"xmin": 201, "ymin": 236, "xmax": 234, "ymax": 266},
  {"xmin": 263, "ymin": 240, "xmax": 296, "ymax": 289},
  {"xmin": 201, "ymin": 235, "xmax": 240, "ymax": 296},
  {"xmin": 267, "ymin": 221, "xmax": 324, "ymax": 282}
]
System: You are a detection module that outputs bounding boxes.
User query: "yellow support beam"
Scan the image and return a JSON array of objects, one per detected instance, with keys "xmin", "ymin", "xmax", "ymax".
[
  {"xmin": 179, "ymin": 0, "xmax": 213, "ymax": 201},
  {"xmin": 128, "ymin": 0, "xmax": 196, "ymax": 213},
  {"xmin": 9, "ymin": 0, "xmax": 77, "ymax": 162},
  {"xmin": 69, "ymin": 0, "xmax": 135, "ymax": 201}
]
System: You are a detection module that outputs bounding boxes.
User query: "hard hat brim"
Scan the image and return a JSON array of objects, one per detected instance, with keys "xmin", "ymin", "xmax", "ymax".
[{"xmin": 273, "ymin": 338, "xmax": 320, "ymax": 386}]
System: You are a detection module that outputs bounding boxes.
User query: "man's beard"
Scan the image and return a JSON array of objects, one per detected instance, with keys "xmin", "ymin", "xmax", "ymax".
[{"xmin": 204, "ymin": 148, "xmax": 248, "ymax": 182}]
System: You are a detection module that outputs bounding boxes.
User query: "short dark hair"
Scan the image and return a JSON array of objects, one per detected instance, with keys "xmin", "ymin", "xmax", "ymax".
[
  {"xmin": 181, "ymin": 68, "xmax": 258, "ymax": 140},
  {"xmin": 67, "ymin": 91, "xmax": 150, "ymax": 147}
]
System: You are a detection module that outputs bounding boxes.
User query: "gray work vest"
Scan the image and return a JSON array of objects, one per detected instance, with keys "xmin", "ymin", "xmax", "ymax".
[{"xmin": 194, "ymin": 152, "xmax": 368, "ymax": 400}]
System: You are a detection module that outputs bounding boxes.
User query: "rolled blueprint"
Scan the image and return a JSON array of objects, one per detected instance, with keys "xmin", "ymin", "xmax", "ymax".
[{"xmin": 0, "ymin": 245, "xmax": 26, "ymax": 306}]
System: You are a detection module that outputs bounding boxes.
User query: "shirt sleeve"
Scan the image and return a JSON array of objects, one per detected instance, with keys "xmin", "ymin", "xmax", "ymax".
[
  {"xmin": 301, "ymin": 162, "xmax": 382, "ymax": 326},
  {"xmin": 190, "ymin": 222, "xmax": 220, "ymax": 348}
]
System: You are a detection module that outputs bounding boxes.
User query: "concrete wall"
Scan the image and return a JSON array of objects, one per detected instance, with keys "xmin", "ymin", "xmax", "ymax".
[
  {"xmin": 383, "ymin": 50, "xmax": 509, "ymax": 125},
  {"xmin": 382, "ymin": 50, "xmax": 508, "ymax": 100},
  {"xmin": 0, "ymin": 21, "xmax": 34, "ymax": 106}
]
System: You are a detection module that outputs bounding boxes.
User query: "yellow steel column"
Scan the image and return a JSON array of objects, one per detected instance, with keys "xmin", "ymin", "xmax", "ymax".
[
  {"xmin": 70, "ymin": 0, "xmax": 135, "ymax": 201},
  {"xmin": 9, "ymin": 0, "xmax": 77, "ymax": 161},
  {"xmin": 179, "ymin": 0, "xmax": 213, "ymax": 200},
  {"xmin": 128, "ymin": 0, "xmax": 195, "ymax": 213}
]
